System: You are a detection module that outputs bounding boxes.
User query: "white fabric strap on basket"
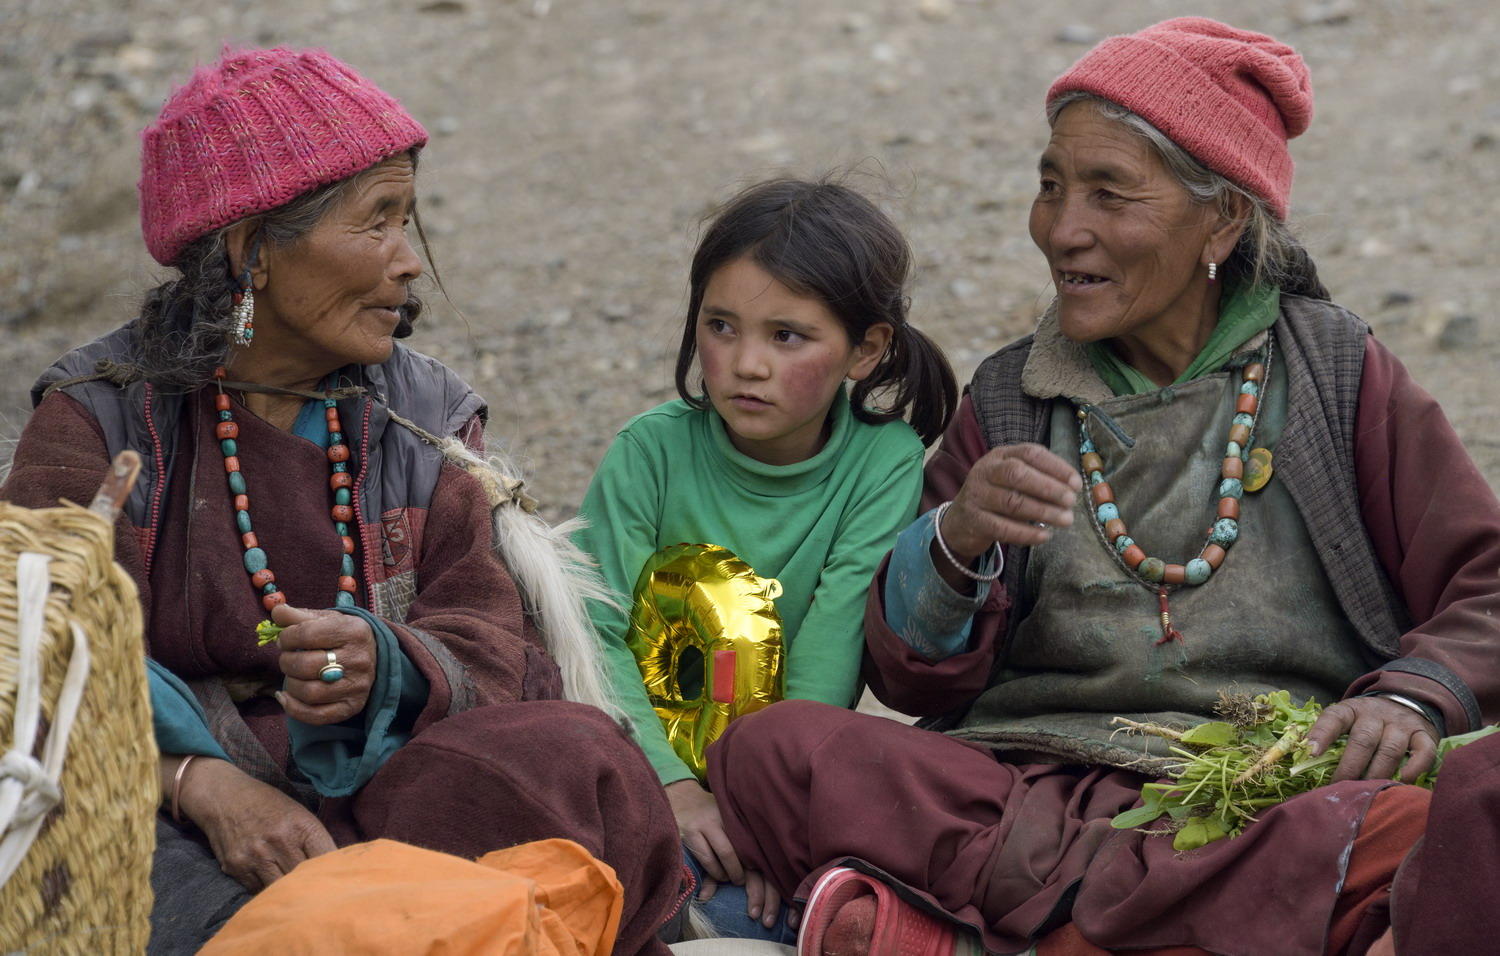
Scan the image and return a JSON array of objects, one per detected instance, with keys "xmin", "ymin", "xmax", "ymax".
[{"xmin": 0, "ymin": 553, "xmax": 92, "ymax": 889}]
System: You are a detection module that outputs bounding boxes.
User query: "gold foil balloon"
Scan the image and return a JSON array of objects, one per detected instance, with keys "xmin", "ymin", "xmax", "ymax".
[{"xmin": 625, "ymin": 543, "xmax": 785, "ymax": 779}]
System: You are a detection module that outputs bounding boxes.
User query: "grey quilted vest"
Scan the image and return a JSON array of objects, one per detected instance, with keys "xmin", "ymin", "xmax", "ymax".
[{"xmin": 963, "ymin": 295, "xmax": 1477, "ymax": 725}]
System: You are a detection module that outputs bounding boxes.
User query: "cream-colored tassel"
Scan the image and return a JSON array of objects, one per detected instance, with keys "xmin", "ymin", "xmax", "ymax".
[{"xmin": 387, "ymin": 411, "xmax": 626, "ymax": 725}]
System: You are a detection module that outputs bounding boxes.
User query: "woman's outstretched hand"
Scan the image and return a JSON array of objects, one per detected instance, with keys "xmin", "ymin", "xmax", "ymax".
[
  {"xmin": 936, "ymin": 443, "xmax": 1081, "ymax": 585},
  {"xmin": 174, "ymin": 756, "xmax": 336, "ymax": 891},
  {"xmin": 1306, "ymin": 696, "xmax": 1439, "ymax": 784},
  {"xmin": 272, "ymin": 604, "xmax": 377, "ymax": 724}
]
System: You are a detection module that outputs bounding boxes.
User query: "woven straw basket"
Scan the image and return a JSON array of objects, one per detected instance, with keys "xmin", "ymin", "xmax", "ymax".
[{"xmin": 0, "ymin": 499, "xmax": 157, "ymax": 953}]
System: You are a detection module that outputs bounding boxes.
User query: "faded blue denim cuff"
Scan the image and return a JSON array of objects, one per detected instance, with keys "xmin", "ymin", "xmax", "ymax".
[{"xmin": 883, "ymin": 508, "xmax": 998, "ymax": 661}]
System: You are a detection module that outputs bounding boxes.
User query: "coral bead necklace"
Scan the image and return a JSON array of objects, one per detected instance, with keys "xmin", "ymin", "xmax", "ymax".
[
  {"xmin": 213, "ymin": 367, "xmax": 359, "ymax": 612},
  {"xmin": 1077, "ymin": 338, "xmax": 1273, "ymax": 644}
]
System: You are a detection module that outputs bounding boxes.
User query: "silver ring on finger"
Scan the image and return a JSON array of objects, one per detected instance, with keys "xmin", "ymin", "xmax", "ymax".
[{"xmin": 319, "ymin": 650, "xmax": 345, "ymax": 683}]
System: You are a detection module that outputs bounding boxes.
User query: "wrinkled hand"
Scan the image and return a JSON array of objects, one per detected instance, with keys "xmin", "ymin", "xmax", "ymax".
[
  {"xmin": 272, "ymin": 603, "xmax": 376, "ymax": 724},
  {"xmin": 666, "ymin": 779, "xmax": 744, "ymax": 888},
  {"xmin": 940, "ymin": 443, "xmax": 1081, "ymax": 561},
  {"xmin": 177, "ymin": 756, "xmax": 336, "ymax": 891},
  {"xmin": 1306, "ymin": 696, "xmax": 1439, "ymax": 784}
]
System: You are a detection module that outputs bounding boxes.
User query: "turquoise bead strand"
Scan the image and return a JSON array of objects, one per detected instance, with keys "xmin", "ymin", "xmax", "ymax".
[
  {"xmin": 1077, "ymin": 337, "xmax": 1273, "ymax": 594},
  {"xmin": 213, "ymin": 368, "xmax": 361, "ymax": 613}
]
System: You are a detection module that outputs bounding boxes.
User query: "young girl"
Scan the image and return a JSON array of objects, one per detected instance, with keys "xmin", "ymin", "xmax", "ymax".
[{"xmin": 575, "ymin": 177, "xmax": 956, "ymax": 933}]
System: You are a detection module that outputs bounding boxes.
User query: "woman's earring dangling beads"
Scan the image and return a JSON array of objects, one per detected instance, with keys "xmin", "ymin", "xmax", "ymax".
[
  {"xmin": 1207, "ymin": 261, "xmax": 1218, "ymax": 282},
  {"xmin": 230, "ymin": 267, "xmax": 255, "ymax": 347}
]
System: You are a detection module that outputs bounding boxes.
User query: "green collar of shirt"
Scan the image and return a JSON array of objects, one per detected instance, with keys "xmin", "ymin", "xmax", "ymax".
[
  {"xmin": 702, "ymin": 388, "xmax": 854, "ymax": 497},
  {"xmin": 1086, "ymin": 283, "xmax": 1281, "ymax": 397}
]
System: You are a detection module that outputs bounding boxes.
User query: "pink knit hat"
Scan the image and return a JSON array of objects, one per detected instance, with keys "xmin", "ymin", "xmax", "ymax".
[
  {"xmin": 1046, "ymin": 17, "xmax": 1312, "ymax": 220},
  {"xmin": 140, "ymin": 47, "xmax": 428, "ymax": 265}
]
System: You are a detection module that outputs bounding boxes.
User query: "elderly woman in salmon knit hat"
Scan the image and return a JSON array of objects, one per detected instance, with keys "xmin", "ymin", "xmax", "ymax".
[
  {"xmin": 706, "ymin": 18, "xmax": 1500, "ymax": 956},
  {"xmin": 0, "ymin": 48, "xmax": 687, "ymax": 954}
]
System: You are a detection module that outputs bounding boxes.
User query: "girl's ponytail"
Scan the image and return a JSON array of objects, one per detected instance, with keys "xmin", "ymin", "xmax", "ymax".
[{"xmin": 850, "ymin": 321, "xmax": 957, "ymax": 447}]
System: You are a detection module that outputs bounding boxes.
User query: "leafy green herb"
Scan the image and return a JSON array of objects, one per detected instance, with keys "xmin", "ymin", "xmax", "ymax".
[
  {"xmin": 255, "ymin": 620, "xmax": 284, "ymax": 647},
  {"xmin": 1178, "ymin": 721, "xmax": 1237, "ymax": 747},
  {"xmin": 1414, "ymin": 724, "xmax": 1498, "ymax": 789},
  {"xmin": 1110, "ymin": 690, "xmax": 1498, "ymax": 851}
]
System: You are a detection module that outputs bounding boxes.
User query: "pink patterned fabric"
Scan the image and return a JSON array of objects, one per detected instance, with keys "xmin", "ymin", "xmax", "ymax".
[
  {"xmin": 139, "ymin": 47, "xmax": 428, "ymax": 265},
  {"xmin": 1046, "ymin": 17, "xmax": 1313, "ymax": 220}
]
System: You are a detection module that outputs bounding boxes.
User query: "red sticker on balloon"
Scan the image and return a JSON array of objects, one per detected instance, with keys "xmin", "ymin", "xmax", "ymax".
[{"xmin": 712, "ymin": 650, "xmax": 737, "ymax": 704}]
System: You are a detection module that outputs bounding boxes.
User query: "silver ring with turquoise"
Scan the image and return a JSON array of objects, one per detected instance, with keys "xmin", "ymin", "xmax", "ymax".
[{"xmin": 319, "ymin": 649, "xmax": 345, "ymax": 683}]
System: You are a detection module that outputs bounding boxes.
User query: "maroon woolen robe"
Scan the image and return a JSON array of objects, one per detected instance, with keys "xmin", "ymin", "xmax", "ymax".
[{"xmin": 3, "ymin": 388, "xmax": 687, "ymax": 956}]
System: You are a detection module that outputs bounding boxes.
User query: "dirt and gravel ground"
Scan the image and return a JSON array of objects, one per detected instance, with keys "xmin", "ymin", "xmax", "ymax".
[{"xmin": 3, "ymin": 0, "xmax": 1497, "ymax": 513}]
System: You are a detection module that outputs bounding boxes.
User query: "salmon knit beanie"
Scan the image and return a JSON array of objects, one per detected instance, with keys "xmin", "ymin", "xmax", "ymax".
[
  {"xmin": 140, "ymin": 47, "xmax": 428, "ymax": 266},
  {"xmin": 1046, "ymin": 17, "xmax": 1312, "ymax": 220}
]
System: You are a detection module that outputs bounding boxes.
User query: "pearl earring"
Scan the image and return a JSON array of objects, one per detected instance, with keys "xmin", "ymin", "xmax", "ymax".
[{"xmin": 1207, "ymin": 261, "xmax": 1218, "ymax": 282}]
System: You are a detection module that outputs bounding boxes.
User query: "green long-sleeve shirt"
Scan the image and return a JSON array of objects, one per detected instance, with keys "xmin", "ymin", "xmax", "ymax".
[{"xmin": 575, "ymin": 392, "xmax": 924, "ymax": 784}]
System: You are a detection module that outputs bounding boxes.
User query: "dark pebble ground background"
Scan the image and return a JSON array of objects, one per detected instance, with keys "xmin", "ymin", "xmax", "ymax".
[{"xmin": 3, "ymin": 0, "xmax": 1497, "ymax": 513}]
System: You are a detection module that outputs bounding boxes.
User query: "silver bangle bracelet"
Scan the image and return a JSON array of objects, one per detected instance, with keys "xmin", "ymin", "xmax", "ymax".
[
  {"xmin": 1379, "ymin": 693, "xmax": 1432, "ymax": 723},
  {"xmin": 932, "ymin": 502, "xmax": 1004, "ymax": 582}
]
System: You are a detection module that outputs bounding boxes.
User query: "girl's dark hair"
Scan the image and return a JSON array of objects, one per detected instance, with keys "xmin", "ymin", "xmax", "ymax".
[
  {"xmin": 131, "ymin": 150, "xmax": 439, "ymax": 390},
  {"xmin": 674, "ymin": 178, "xmax": 957, "ymax": 446}
]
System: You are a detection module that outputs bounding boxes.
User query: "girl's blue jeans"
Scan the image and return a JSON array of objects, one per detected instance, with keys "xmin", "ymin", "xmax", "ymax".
[{"xmin": 683, "ymin": 847, "xmax": 798, "ymax": 944}]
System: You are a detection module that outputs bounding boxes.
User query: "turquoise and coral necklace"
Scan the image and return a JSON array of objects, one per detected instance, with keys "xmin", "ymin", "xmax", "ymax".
[
  {"xmin": 1076, "ymin": 337, "xmax": 1274, "ymax": 644},
  {"xmin": 212, "ymin": 367, "xmax": 360, "ymax": 612}
]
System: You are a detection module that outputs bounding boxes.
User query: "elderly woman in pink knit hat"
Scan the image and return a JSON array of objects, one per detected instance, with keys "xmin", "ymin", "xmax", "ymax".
[
  {"xmin": 0, "ymin": 48, "xmax": 687, "ymax": 954},
  {"xmin": 706, "ymin": 17, "xmax": 1500, "ymax": 956}
]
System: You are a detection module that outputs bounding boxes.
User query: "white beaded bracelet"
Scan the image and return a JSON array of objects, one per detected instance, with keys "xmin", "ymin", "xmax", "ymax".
[{"xmin": 932, "ymin": 501, "xmax": 1004, "ymax": 582}]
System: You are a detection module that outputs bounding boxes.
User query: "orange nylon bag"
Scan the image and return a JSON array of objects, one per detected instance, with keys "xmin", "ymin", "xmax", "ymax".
[{"xmin": 201, "ymin": 837, "xmax": 623, "ymax": 955}]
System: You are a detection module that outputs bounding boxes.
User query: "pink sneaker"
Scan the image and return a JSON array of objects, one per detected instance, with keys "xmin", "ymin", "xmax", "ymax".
[{"xmin": 797, "ymin": 866, "xmax": 968, "ymax": 956}]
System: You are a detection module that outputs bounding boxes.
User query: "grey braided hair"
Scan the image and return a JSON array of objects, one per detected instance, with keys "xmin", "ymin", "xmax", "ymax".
[{"xmin": 1046, "ymin": 92, "xmax": 1329, "ymax": 300}]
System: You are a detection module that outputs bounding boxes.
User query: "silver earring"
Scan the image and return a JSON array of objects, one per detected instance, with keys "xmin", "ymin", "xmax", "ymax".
[
  {"xmin": 230, "ymin": 273, "xmax": 255, "ymax": 346},
  {"xmin": 1207, "ymin": 261, "xmax": 1218, "ymax": 282}
]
